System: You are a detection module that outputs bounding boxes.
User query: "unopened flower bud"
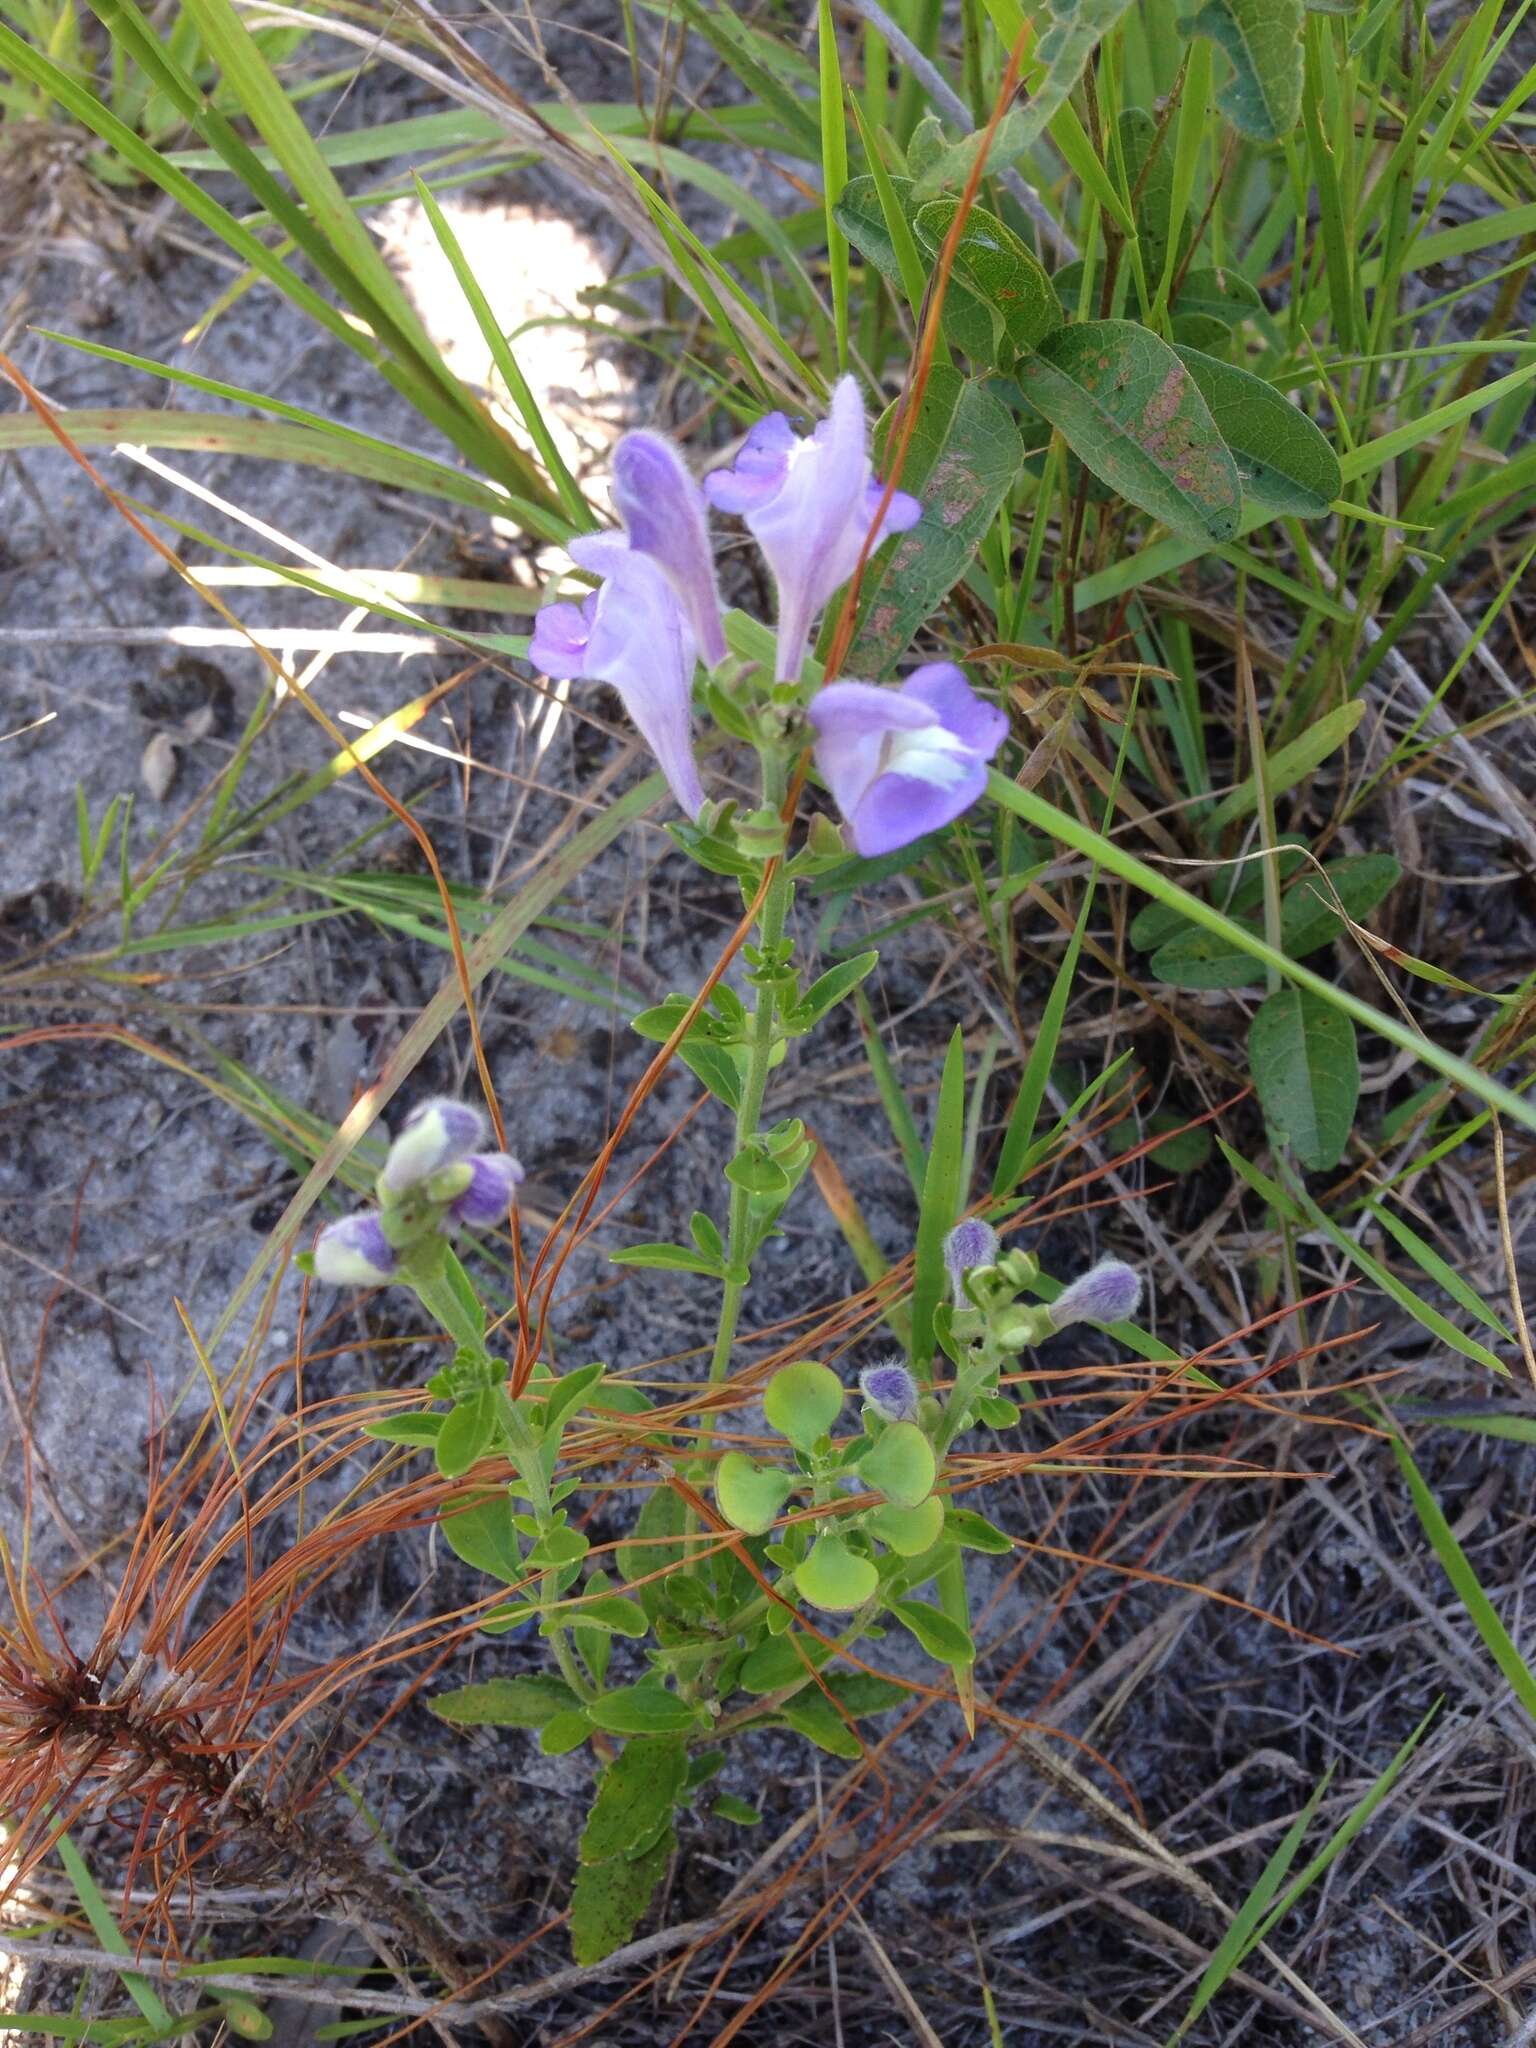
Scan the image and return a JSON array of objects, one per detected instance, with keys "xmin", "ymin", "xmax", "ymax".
[
  {"xmin": 450, "ymin": 1152, "xmax": 526, "ymax": 1228},
  {"xmin": 380, "ymin": 1098, "xmax": 487, "ymax": 1196},
  {"xmin": 313, "ymin": 1212, "xmax": 398, "ymax": 1287},
  {"xmin": 993, "ymin": 1306, "xmax": 1051, "ymax": 1350},
  {"xmin": 1049, "ymin": 1258, "xmax": 1142, "ymax": 1331},
  {"xmin": 424, "ymin": 1160, "xmax": 476, "ymax": 1203},
  {"xmin": 858, "ymin": 1359, "xmax": 919, "ymax": 1424},
  {"xmin": 944, "ymin": 1217, "xmax": 1000, "ymax": 1298}
]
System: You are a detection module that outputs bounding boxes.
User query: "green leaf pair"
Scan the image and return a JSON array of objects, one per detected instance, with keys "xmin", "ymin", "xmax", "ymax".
[
  {"xmin": 1137, "ymin": 854, "xmax": 1399, "ymax": 1172},
  {"xmin": 1138, "ymin": 854, "xmax": 1400, "ymax": 990}
]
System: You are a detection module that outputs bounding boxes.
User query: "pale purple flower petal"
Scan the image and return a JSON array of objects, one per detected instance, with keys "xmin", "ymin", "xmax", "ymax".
[
  {"xmin": 859, "ymin": 1360, "xmax": 919, "ymax": 1424},
  {"xmin": 612, "ymin": 430, "xmax": 727, "ymax": 669},
  {"xmin": 808, "ymin": 662, "xmax": 1007, "ymax": 857},
  {"xmin": 805, "ymin": 680, "xmax": 934, "ymax": 740},
  {"xmin": 901, "ymin": 662, "xmax": 1010, "ymax": 755},
  {"xmin": 703, "ymin": 376, "xmax": 922, "ymax": 682},
  {"xmin": 945, "ymin": 1219, "xmax": 1000, "ymax": 1297},
  {"xmin": 382, "ymin": 1098, "xmax": 487, "ymax": 1195},
  {"xmin": 313, "ymin": 1211, "xmax": 398, "ymax": 1287},
  {"xmin": 701, "ymin": 412, "xmax": 798, "ymax": 515},
  {"xmin": 534, "ymin": 536, "xmax": 705, "ymax": 820},
  {"xmin": 528, "ymin": 596, "xmax": 597, "ymax": 678},
  {"xmin": 450, "ymin": 1152, "xmax": 526, "ymax": 1228},
  {"xmin": 804, "ymin": 682, "xmax": 929, "ymax": 843},
  {"xmin": 861, "ymin": 475, "xmax": 921, "ymax": 539},
  {"xmin": 1049, "ymin": 1259, "xmax": 1142, "ymax": 1330},
  {"xmin": 567, "ymin": 530, "xmax": 631, "ymax": 578},
  {"xmin": 851, "ymin": 762, "xmax": 990, "ymax": 857}
]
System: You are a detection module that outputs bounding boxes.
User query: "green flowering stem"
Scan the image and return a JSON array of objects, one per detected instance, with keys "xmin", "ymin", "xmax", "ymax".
[
  {"xmin": 706, "ymin": 747, "xmax": 794, "ymax": 1396},
  {"xmin": 406, "ymin": 1255, "xmax": 592, "ymax": 1704},
  {"xmin": 490, "ymin": 1385, "xmax": 595, "ymax": 1705},
  {"xmin": 932, "ymin": 1342, "xmax": 1009, "ymax": 1459}
]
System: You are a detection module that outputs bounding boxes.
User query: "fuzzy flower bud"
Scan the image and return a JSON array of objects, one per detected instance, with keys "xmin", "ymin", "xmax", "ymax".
[
  {"xmin": 859, "ymin": 1359, "xmax": 920, "ymax": 1424},
  {"xmin": 1048, "ymin": 1259, "xmax": 1142, "ymax": 1331},
  {"xmin": 380, "ymin": 1098, "xmax": 487, "ymax": 1197},
  {"xmin": 449, "ymin": 1152, "xmax": 526, "ymax": 1228},
  {"xmin": 313, "ymin": 1212, "xmax": 398, "ymax": 1287},
  {"xmin": 944, "ymin": 1217, "xmax": 1000, "ymax": 1298}
]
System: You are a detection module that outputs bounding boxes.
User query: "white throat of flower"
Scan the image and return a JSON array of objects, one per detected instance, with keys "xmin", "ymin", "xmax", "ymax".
[{"xmin": 878, "ymin": 721, "xmax": 970, "ymax": 790}]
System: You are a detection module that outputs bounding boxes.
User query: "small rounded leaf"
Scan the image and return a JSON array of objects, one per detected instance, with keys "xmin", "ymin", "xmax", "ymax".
[
  {"xmin": 763, "ymin": 1360, "xmax": 844, "ymax": 1451},
  {"xmin": 859, "ymin": 1421, "xmax": 936, "ymax": 1509},
  {"xmin": 715, "ymin": 1453, "xmax": 794, "ymax": 1536},
  {"xmin": 866, "ymin": 1495, "xmax": 945, "ymax": 1557},
  {"xmin": 794, "ymin": 1534, "xmax": 879, "ymax": 1612}
]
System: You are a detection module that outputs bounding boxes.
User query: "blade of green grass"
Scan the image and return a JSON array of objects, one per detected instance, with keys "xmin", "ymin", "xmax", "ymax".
[
  {"xmin": 1388, "ymin": 1430, "xmax": 1536, "ymax": 1723},
  {"xmin": 55, "ymin": 1830, "xmax": 175, "ymax": 2030},
  {"xmin": 409, "ymin": 174, "xmax": 591, "ymax": 529}
]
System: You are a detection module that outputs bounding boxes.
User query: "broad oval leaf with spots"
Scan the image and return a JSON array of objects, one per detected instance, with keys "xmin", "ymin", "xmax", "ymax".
[
  {"xmin": 833, "ymin": 174, "xmax": 998, "ymax": 362},
  {"xmin": 912, "ymin": 199, "xmax": 1061, "ymax": 353},
  {"xmin": 841, "ymin": 367, "xmax": 1023, "ymax": 678},
  {"xmin": 1175, "ymin": 344, "xmax": 1341, "ymax": 517},
  {"xmin": 1015, "ymin": 320, "xmax": 1241, "ymax": 544}
]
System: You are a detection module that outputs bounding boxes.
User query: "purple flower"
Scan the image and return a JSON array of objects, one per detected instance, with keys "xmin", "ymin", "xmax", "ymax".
[
  {"xmin": 529, "ymin": 532, "xmax": 705, "ymax": 820},
  {"xmin": 450, "ymin": 1152, "xmax": 526, "ymax": 1228},
  {"xmin": 313, "ymin": 1212, "xmax": 398, "ymax": 1287},
  {"xmin": 703, "ymin": 375, "xmax": 921, "ymax": 683},
  {"xmin": 859, "ymin": 1360, "xmax": 919, "ymax": 1424},
  {"xmin": 381, "ymin": 1097, "xmax": 487, "ymax": 1196},
  {"xmin": 807, "ymin": 663, "xmax": 1008, "ymax": 857},
  {"xmin": 945, "ymin": 1218, "xmax": 1000, "ymax": 1297},
  {"xmin": 611, "ymin": 431, "xmax": 727, "ymax": 669},
  {"xmin": 1049, "ymin": 1259, "xmax": 1142, "ymax": 1331}
]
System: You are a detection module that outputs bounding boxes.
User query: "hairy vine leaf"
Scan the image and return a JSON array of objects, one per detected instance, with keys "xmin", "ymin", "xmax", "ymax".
[
  {"xmin": 912, "ymin": 199, "xmax": 1061, "ymax": 352},
  {"xmin": 585, "ymin": 1683, "xmax": 701, "ymax": 1735},
  {"xmin": 833, "ymin": 175, "xmax": 996, "ymax": 360},
  {"xmin": 890, "ymin": 1596, "xmax": 975, "ymax": 1668},
  {"xmin": 579, "ymin": 1735, "xmax": 688, "ymax": 1865},
  {"xmin": 430, "ymin": 1674, "xmax": 579, "ymax": 1728},
  {"xmin": 617, "ymin": 1480, "xmax": 688, "ymax": 1625},
  {"xmin": 1178, "ymin": 0, "xmax": 1305, "ymax": 139},
  {"xmin": 1015, "ymin": 320, "xmax": 1240, "ymax": 543},
  {"xmin": 439, "ymin": 1489, "xmax": 522, "ymax": 1582},
  {"xmin": 911, "ymin": 0, "xmax": 1136, "ymax": 201},
  {"xmin": 570, "ymin": 1823, "xmax": 674, "ymax": 1966}
]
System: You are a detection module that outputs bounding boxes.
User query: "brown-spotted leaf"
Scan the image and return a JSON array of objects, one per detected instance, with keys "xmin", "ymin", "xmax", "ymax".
[
  {"xmin": 912, "ymin": 200, "xmax": 1061, "ymax": 353},
  {"xmin": 1015, "ymin": 319, "xmax": 1240, "ymax": 544},
  {"xmin": 840, "ymin": 367, "xmax": 1022, "ymax": 679}
]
